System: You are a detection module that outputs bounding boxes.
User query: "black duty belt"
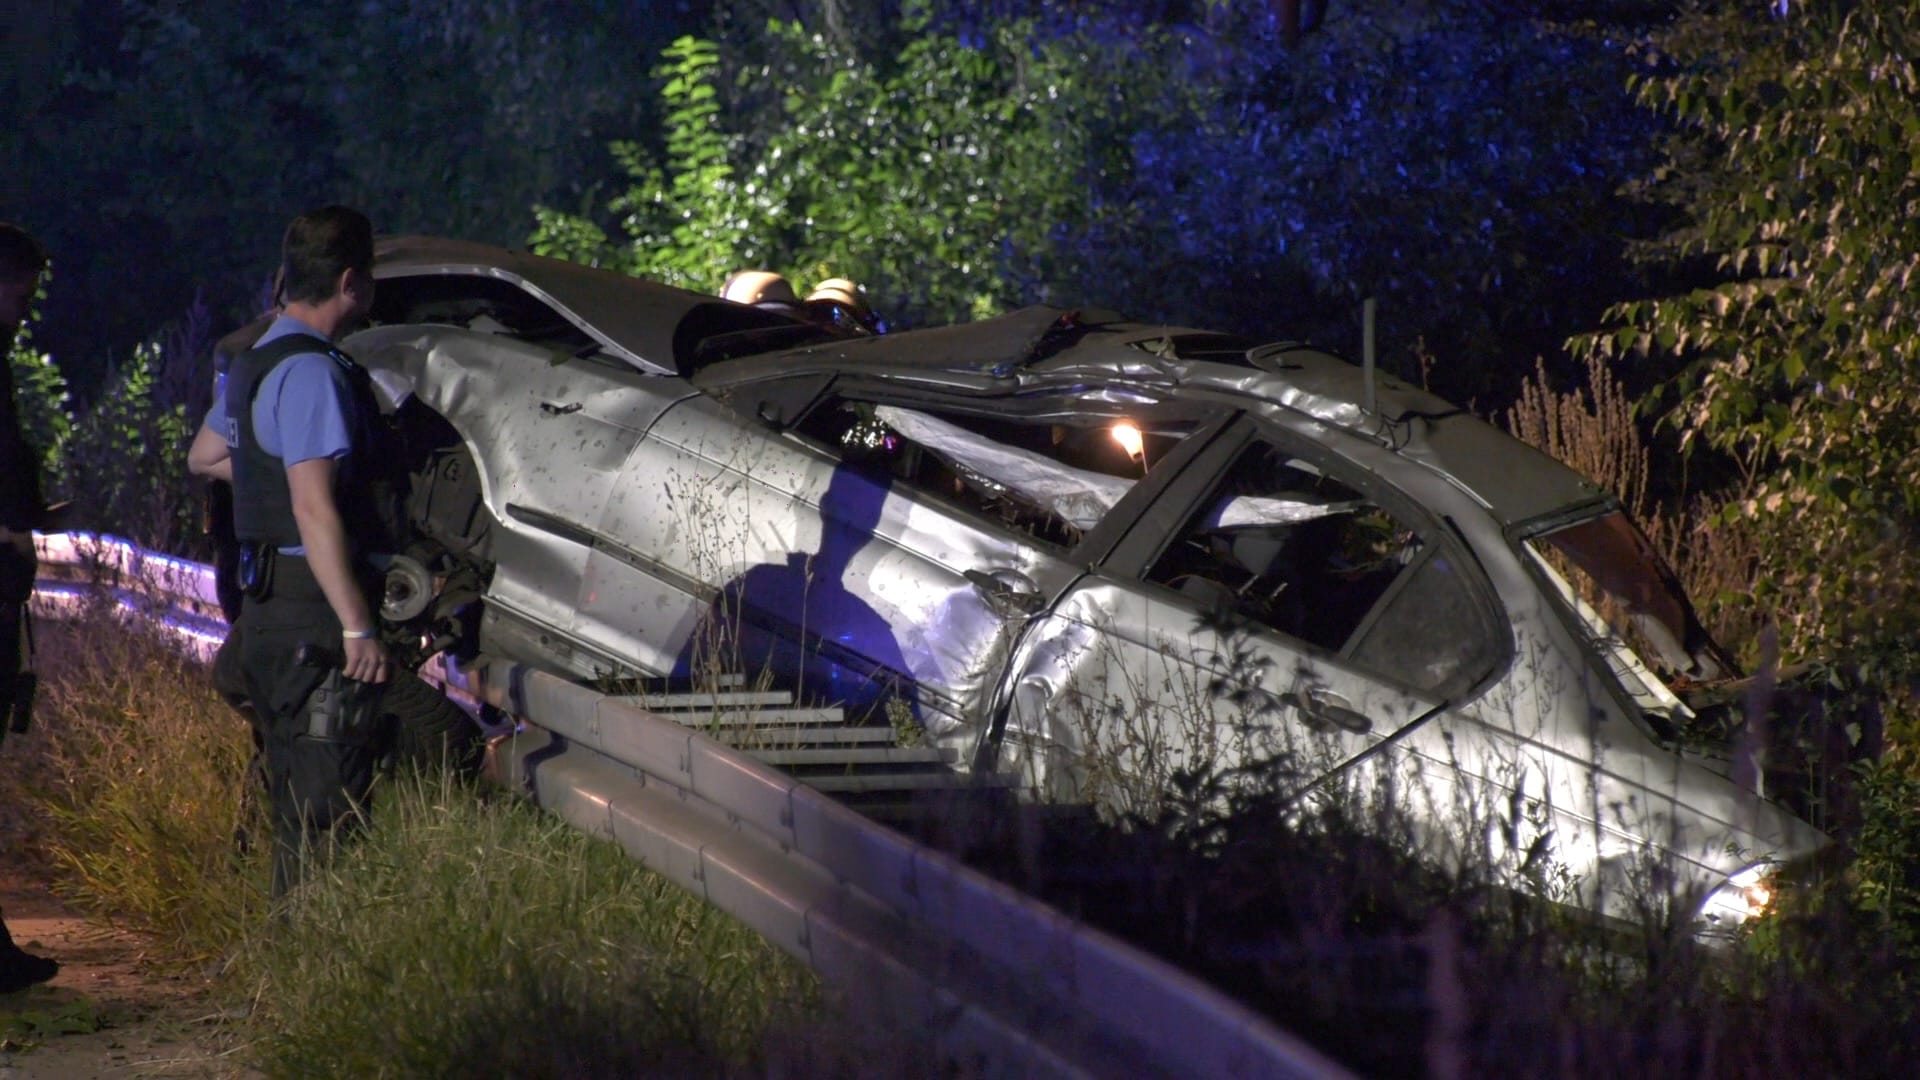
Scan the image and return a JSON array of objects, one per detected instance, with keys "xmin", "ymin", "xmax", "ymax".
[{"xmin": 239, "ymin": 543, "xmax": 383, "ymax": 604}]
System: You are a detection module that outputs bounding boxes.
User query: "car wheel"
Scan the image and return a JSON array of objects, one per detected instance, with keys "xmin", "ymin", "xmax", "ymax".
[{"xmin": 381, "ymin": 669, "xmax": 484, "ymax": 775}]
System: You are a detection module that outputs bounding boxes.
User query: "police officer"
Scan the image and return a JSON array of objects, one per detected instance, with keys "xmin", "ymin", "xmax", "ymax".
[
  {"xmin": 202, "ymin": 286, "xmax": 283, "ymax": 853},
  {"xmin": 187, "ymin": 206, "xmax": 396, "ymax": 898},
  {"xmin": 0, "ymin": 221, "xmax": 59, "ymax": 992}
]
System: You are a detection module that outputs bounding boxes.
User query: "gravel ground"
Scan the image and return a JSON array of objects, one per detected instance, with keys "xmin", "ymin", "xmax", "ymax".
[{"xmin": 0, "ymin": 875, "xmax": 254, "ymax": 1080}]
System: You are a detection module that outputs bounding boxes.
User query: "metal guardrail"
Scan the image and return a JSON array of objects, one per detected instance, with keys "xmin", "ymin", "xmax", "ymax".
[
  {"xmin": 31, "ymin": 531, "xmax": 1353, "ymax": 1080},
  {"xmin": 29, "ymin": 532, "xmax": 228, "ymax": 661}
]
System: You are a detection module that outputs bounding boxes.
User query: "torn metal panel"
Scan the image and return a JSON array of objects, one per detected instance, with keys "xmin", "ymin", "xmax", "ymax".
[
  {"xmin": 577, "ymin": 393, "xmax": 1083, "ymax": 739},
  {"xmin": 875, "ymin": 405, "xmax": 1134, "ymax": 531}
]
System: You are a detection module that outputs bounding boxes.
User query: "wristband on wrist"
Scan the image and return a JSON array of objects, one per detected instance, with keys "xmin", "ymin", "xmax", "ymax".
[{"xmin": 342, "ymin": 628, "xmax": 376, "ymax": 640}]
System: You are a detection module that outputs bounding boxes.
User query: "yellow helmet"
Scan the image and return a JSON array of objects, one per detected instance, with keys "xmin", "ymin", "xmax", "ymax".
[
  {"xmin": 720, "ymin": 270, "xmax": 798, "ymax": 307},
  {"xmin": 804, "ymin": 277, "xmax": 862, "ymax": 308},
  {"xmin": 804, "ymin": 277, "xmax": 879, "ymax": 332}
]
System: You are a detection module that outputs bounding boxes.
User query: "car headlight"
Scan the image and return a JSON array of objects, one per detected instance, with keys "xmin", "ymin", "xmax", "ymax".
[{"xmin": 1696, "ymin": 863, "xmax": 1777, "ymax": 939}]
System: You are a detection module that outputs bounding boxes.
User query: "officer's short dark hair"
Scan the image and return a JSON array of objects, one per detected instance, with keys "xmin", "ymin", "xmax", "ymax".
[
  {"xmin": 0, "ymin": 222, "xmax": 47, "ymax": 284},
  {"xmin": 280, "ymin": 206, "xmax": 374, "ymax": 305}
]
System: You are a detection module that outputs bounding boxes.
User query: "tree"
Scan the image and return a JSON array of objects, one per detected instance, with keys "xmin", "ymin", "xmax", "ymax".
[
  {"xmin": 1577, "ymin": 0, "xmax": 1920, "ymax": 660},
  {"xmin": 538, "ymin": 0, "xmax": 1659, "ymax": 396},
  {"xmin": 10, "ymin": 0, "xmax": 694, "ymax": 388},
  {"xmin": 533, "ymin": 17, "xmax": 1190, "ymax": 328}
]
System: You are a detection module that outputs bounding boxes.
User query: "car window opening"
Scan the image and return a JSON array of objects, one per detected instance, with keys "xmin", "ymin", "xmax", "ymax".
[
  {"xmin": 792, "ymin": 397, "xmax": 1189, "ymax": 548},
  {"xmin": 1530, "ymin": 511, "xmax": 1734, "ymax": 686},
  {"xmin": 1127, "ymin": 332, "xmax": 1260, "ymax": 364},
  {"xmin": 370, "ymin": 273, "xmax": 596, "ymax": 351},
  {"xmin": 1526, "ymin": 546, "xmax": 1695, "ymax": 739},
  {"xmin": 1145, "ymin": 439, "xmax": 1499, "ymax": 695},
  {"xmin": 677, "ymin": 303, "xmax": 841, "ymax": 375}
]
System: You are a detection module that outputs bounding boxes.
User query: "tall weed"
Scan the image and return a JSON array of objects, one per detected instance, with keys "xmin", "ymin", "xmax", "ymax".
[
  {"xmin": 955, "ymin": 724, "xmax": 1920, "ymax": 1076},
  {"xmin": 1502, "ymin": 352, "xmax": 1764, "ymax": 652},
  {"xmin": 9, "ymin": 598, "xmax": 846, "ymax": 1076},
  {"xmin": 1, "ymin": 597, "xmax": 261, "ymax": 962},
  {"xmin": 233, "ymin": 771, "xmax": 821, "ymax": 1078}
]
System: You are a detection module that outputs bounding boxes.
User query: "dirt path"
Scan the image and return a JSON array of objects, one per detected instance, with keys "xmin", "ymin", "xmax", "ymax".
[{"xmin": 0, "ymin": 875, "xmax": 252, "ymax": 1079}]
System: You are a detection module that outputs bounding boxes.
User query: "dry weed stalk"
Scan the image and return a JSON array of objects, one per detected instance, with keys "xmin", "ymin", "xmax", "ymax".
[
  {"xmin": 1502, "ymin": 354, "xmax": 1762, "ymax": 651},
  {"xmin": 1504, "ymin": 353, "xmax": 1649, "ymax": 523}
]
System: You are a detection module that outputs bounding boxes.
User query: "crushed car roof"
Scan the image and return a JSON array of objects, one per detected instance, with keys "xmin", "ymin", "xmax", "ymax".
[
  {"xmin": 374, "ymin": 237, "xmax": 1603, "ymax": 529},
  {"xmin": 372, "ymin": 235, "xmax": 801, "ymax": 375},
  {"xmin": 703, "ymin": 306, "xmax": 1606, "ymax": 529}
]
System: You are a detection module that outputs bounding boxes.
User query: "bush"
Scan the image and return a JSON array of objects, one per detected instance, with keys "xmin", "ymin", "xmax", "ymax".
[
  {"xmin": 539, "ymin": 2, "xmax": 1663, "ymax": 407},
  {"xmin": 7, "ymin": 287, "xmax": 210, "ymax": 556},
  {"xmin": 4, "ymin": 275, "xmax": 73, "ymax": 499}
]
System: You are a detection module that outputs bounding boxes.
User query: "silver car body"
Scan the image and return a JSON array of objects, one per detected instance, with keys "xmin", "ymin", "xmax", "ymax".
[{"xmin": 351, "ymin": 237, "xmax": 1826, "ymax": 928}]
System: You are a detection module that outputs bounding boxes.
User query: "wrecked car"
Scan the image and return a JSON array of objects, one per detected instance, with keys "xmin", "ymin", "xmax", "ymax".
[{"xmin": 350, "ymin": 236, "xmax": 1827, "ymax": 934}]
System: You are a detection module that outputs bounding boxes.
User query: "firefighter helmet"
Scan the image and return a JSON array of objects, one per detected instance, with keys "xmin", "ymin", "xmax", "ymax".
[
  {"xmin": 720, "ymin": 270, "xmax": 798, "ymax": 308},
  {"xmin": 804, "ymin": 277, "xmax": 878, "ymax": 332}
]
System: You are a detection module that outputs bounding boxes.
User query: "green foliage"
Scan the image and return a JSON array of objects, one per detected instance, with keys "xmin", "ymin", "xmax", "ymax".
[
  {"xmin": 541, "ymin": 3, "xmax": 1659, "ymax": 405},
  {"xmin": 237, "ymin": 771, "xmax": 820, "ymax": 1078},
  {"xmin": 9, "ymin": 329, "xmax": 198, "ymax": 553},
  {"xmin": 0, "ymin": 998, "xmax": 104, "ymax": 1043},
  {"xmin": 16, "ymin": 1, "xmax": 692, "ymax": 381},
  {"xmin": 6, "ymin": 272, "xmax": 205, "ymax": 553},
  {"xmin": 1575, "ymin": 1, "xmax": 1920, "ymax": 660},
  {"xmin": 4, "ymin": 277, "xmax": 73, "ymax": 481},
  {"xmin": 533, "ymin": 36, "xmax": 760, "ymax": 292},
  {"xmin": 1084, "ymin": 2, "xmax": 1663, "ymax": 396},
  {"xmin": 1849, "ymin": 758, "xmax": 1920, "ymax": 956},
  {"xmin": 533, "ymin": 17, "xmax": 1199, "ymax": 326},
  {"xmin": 736, "ymin": 15, "xmax": 1167, "ymax": 326},
  {"xmin": 58, "ymin": 342, "xmax": 197, "ymax": 551}
]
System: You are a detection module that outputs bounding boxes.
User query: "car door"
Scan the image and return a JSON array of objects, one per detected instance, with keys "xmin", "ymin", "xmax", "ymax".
[
  {"xmin": 574, "ymin": 387, "xmax": 810, "ymax": 685},
  {"xmin": 993, "ymin": 416, "xmax": 1509, "ymax": 813},
  {"xmin": 350, "ymin": 275, "xmax": 692, "ymax": 677},
  {"xmin": 459, "ymin": 344, "xmax": 674, "ymax": 665},
  {"xmin": 579, "ymin": 376, "xmax": 1194, "ymax": 744}
]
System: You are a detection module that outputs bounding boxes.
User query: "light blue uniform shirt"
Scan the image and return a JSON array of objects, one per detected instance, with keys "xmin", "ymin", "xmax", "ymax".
[{"xmin": 203, "ymin": 314, "xmax": 355, "ymax": 554}]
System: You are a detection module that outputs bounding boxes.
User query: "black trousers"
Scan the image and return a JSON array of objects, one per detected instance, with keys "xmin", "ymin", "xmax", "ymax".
[
  {"xmin": 0, "ymin": 599, "xmax": 23, "ymax": 728},
  {"xmin": 235, "ymin": 555, "xmax": 383, "ymax": 899},
  {"xmin": 1, "ymin": 540, "xmax": 31, "ymax": 718},
  {"xmin": 1, "ymin": 545, "xmax": 34, "ymax": 958}
]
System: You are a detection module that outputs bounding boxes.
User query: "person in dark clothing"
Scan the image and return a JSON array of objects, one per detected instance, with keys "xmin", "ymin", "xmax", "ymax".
[
  {"xmin": 0, "ymin": 221, "xmax": 60, "ymax": 992},
  {"xmin": 207, "ymin": 308, "xmax": 279, "ymax": 629},
  {"xmin": 187, "ymin": 206, "xmax": 395, "ymax": 898},
  {"xmin": 205, "ymin": 303, "xmax": 281, "ymax": 852}
]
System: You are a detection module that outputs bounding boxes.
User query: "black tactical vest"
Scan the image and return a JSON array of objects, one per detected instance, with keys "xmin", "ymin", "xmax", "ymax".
[{"xmin": 228, "ymin": 333, "xmax": 400, "ymax": 557}]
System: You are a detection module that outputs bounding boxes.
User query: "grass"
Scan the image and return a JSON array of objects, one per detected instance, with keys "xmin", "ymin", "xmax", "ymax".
[
  {"xmin": 1, "ymin": 592, "xmax": 261, "ymax": 963},
  {"xmin": 230, "ymin": 770, "xmax": 820, "ymax": 1078},
  {"xmin": 14, "ymin": 568, "xmax": 1920, "ymax": 1077},
  {"xmin": 3, "ymin": 600, "xmax": 842, "ymax": 1077},
  {"xmin": 926, "ymin": 735, "xmax": 1920, "ymax": 1077}
]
